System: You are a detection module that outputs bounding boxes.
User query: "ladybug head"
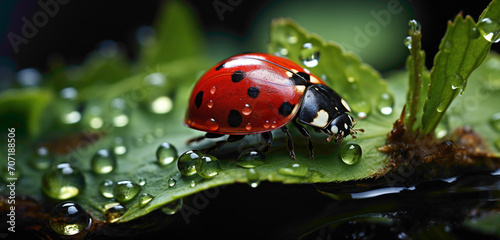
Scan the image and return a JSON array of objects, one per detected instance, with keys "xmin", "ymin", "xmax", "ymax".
[{"xmin": 324, "ymin": 113, "xmax": 360, "ymax": 142}]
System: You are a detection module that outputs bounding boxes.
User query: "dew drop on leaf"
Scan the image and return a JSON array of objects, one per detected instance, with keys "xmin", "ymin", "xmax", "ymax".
[
  {"xmin": 162, "ymin": 199, "xmax": 183, "ymax": 215},
  {"xmin": 278, "ymin": 163, "xmax": 309, "ymax": 177},
  {"xmin": 30, "ymin": 146, "xmax": 51, "ymax": 170},
  {"xmin": 99, "ymin": 179, "xmax": 115, "ymax": 199},
  {"xmin": 408, "ymin": 19, "xmax": 421, "ymax": 33},
  {"xmin": 477, "ymin": 18, "xmax": 500, "ymax": 43},
  {"xmin": 149, "ymin": 96, "xmax": 173, "ymax": 114},
  {"xmin": 113, "ymin": 137, "xmax": 127, "ymax": 156},
  {"xmin": 177, "ymin": 150, "xmax": 201, "ymax": 176},
  {"xmin": 340, "ymin": 143, "xmax": 362, "ymax": 165},
  {"xmin": 114, "ymin": 180, "xmax": 141, "ymax": 203},
  {"xmin": 299, "ymin": 42, "xmax": 320, "ymax": 68},
  {"xmin": 105, "ymin": 203, "xmax": 127, "ymax": 223},
  {"xmin": 168, "ymin": 178, "xmax": 177, "ymax": 187},
  {"xmin": 138, "ymin": 177, "xmax": 147, "ymax": 186},
  {"xmin": 196, "ymin": 155, "xmax": 222, "ymax": 179},
  {"xmin": 246, "ymin": 168, "xmax": 260, "ymax": 188},
  {"xmin": 91, "ymin": 149, "xmax": 116, "ymax": 174},
  {"xmin": 49, "ymin": 201, "xmax": 90, "ymax": 236},
  {"xmin": 139, "ymin": 193, "xmax": 154, "ymax": 206},
  {"xmin": 437, "ymin": 102, "xmax": 447, "ymax": 113},
  {"xmin": 404, "ymin": 36, "xmax": 412, "ymax": 50},
  {"xmin": 377, "ymin": 93, "xmax": 394, "ymax": 115},
  {"xmin": 156, "ymin": 142, "xmax": 178, "ymax": 166},
  {"xmin": 42, "ymin": 163, "xmax": 85, "ymax": 200},
  {"xmin": 469, "ymin": 27, "xmax": 480, "ymax": 39},
  {"xmin": 449, "ymin": 73, "xmax": 465, "ymax": 91},
  {"xmin": 237, "ymin": 149, "xmax": 266, "ymax": 168}
]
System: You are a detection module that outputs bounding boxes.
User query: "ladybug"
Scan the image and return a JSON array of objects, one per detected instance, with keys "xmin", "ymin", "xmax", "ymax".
[{"xmin": 184, "ymin": 53, "xmax": 361, "ymax": 159}]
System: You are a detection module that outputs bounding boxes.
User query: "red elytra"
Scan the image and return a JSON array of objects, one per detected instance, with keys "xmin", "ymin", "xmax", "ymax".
[{"xmin": 184, "ymin": 53, "xmax": 326, "ymax": 135}]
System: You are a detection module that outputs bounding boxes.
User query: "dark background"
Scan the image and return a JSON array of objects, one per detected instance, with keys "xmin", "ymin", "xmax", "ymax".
[{"xmin": 0, "ymin": 0, "xmax": 497, "ymax": 73}]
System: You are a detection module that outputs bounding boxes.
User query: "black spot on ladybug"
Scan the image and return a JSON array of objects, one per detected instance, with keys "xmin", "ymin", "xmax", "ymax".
[
  {"xmin": 215, "ymin": 63, "xmax": 225, "ymax": 71},
  {"xmin": 278, "ymin": 102, "xmax": 294, "ymax": 117},
  {"xmin": 247, "ymin": 87, "xmax": 260, "ymax": 98},
  {"xmin": 194, "ymin": 91, "xmax": 203, "ymax": 109},
  {"xmin": 227, "ymin": 110, "xmax": 242, "ymax": 127},
  {"xmin": 231, "ymin": 70, "xmax": 245, "ymax": 82},
  {"xmin": 289, "ymin": 72, "xmax": 310, "ymax": 85}
]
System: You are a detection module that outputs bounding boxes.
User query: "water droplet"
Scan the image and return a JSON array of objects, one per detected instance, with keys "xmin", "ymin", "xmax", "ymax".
[
  {"xmin": 168, "ymin": 178, "xmax": 177, "ymax": 187},
  {"xmin": 299, "ymin": 42, "xmax": 320, "ymax": 67},
  {"xmin": 377, "ymin": 93, "xmax": 394, "ymax": 115},
  {"xmin": 105, "ymin": 203, "xmax": 127, "ymax": 223},
  {"xmin": 156, "ymin": 142, "xmax": 178, "ymax": 166},
  {"xmin": 206, "ymin": 118, "xmax": 219, "ymax": 131},
  {"xmin": 408, "ymin": 19, "xmax": 421, "ymax": 33},
  {"xmin": 111, "ymin": 98, "xmax": 130, "ymax": 127},
  {"xmin": 60, "ymin": 87, "xmax": 78, "ymax": 100},
  {"xmin": 495, "ymin": 137, "xmax": 500, "ymax": 151},
  {"xmin": 196, "ymin": 155, "xmax": 222, "ymax": 179},
  {"xmin": 30, "ymin": 146, "xmax": 52, "ymax": 170},
  {"xmin": 286, "ymin": 28, "xmax": 299, "ymax": 44},
  {"xmin": 350, "ymin": 100, "xmax": 371, "ymax": 116},
  {"xmin": 437, "ymin": 101, "xmax": 447, "ymax": 112},
  {"xmin": 210, "ymin": 86, "xmax": 216, "ymax": 94},
  {"xmin": 17, "ymin": 68, "xmax": 42, "ymax": 87},
  {"xmin": 150, "ymin": 96, "xmax": 173, "ymax": 114},
  {"xmin": 271, "ymin": 121, "xmax": 278, "ymax": 128},
  {"xmin": 42, "ymin": 163, "xmax": 85, "ymax": 200},
  {"xmin": 177, "ymin": 150, "xmax": 201, "ymax": 176},
  {"xmin": 246, "ymin": 168, "xmax": 260, "ymax": 188},
  {"xmin": 138, "ymin": 177, "xmax": 147, "ymax": 186},
  {"xmin": 113, "ymin": 137, "xmax": 127, "ymax": 156},
  {"xmin": 114, "ymin": 180, "xmax": 141, "ymax": 203},
  {"xmin": 99, "ymin": 179, "xmax": 115, "ymax": 198},
  {"xmin": 341, "ymin": 143, "xmax": 362, "ymax": 165},
  {"xmin": 139, "ymin": 193, "xmax": 154, "ymax": 206},
  {"xmin": 161, "ymin": 199, "xmax": 183, "ymax": 215},
  {"xmin": 490, "ymin": 112, "xmax": 500, "ymax": 132},
  {"xmin": 207, "ymin": 100, "xmax": 214, "ymax": 108},
  {"xmin": 278, "ymin": 163, "xmax": 309, "ymax": 177},
  {"xmin": 144, "ymin": 72, "xmax": 166, "ymax": 88},
  {"xmin": 449, "ymin": 73, "xmax": 465, "ymax": 93},
  {"xmin": 190, "ymin": 181, "xmax": 196, "ymax": 187},
  {"xmin": 91, "ymin": 149, "xmax": 116, "ymax": 174},
  {"xmin": 49, "ymin": 201, "xmax": 90, "ymax": 236},
  {"xmin": 263, "ymin": 120, "xmax": 270, "ymax": 129},
  {"xmin": 245, "ymin": 123, "xmax": 252, "ymax": 130},
  {"xmin": 136, "ymin": 26, "xmax": 156, "ymax": 46},
  {"xmin": 154, "ymin": 126, "xmax": 165, "ymax": 137},
  {"xmin": 242, "ymin": 104, "xmax": 252, "ymax": 115},
  {"xmin": 275, "ymin": 46, "xmax": 289, "ymax": 57},
  {"xmin": 404, "ymin": 36, "xmax": 412, "ymax": 50},
  {"xmin": 237, "ymin": 149, "xmax": 266, "ymax": 168},
  {"xmin": 477, "ymin": 18, "xmax": 500, "ymax": 43}
]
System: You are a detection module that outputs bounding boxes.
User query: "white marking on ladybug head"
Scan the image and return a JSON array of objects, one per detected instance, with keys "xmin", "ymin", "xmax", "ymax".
[
  {"xmin": 310, "ymin": 109, "xmax": 329, "ymax": 128},
  {"xmin": 295, "ymin": 85, "xmax": 306, "ymax": 92},
  {"xmin": 310, "ymin": 76, "xmax": 321, "ymax": 84},
  {"xmin": 341, "ymin": 98, "xmax": 351, "ymax": 112},
  {"xmin": 330, "ymin": 125, "xmax": 338, "ymax": 134},
  {"xmin": 286, "ymin": 71, "xmax": 293, "ymax": 78}
]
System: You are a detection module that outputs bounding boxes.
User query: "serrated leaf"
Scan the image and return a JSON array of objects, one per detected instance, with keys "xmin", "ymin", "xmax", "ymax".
[{"xmin": 421, "ymin": 1, "xmax": 498, "ymax": 135}]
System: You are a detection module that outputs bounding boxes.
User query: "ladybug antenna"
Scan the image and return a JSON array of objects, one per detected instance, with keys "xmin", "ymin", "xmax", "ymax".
[{"xmin": 349, "ymin": 116, "xmax": 365, "ymax": 137}]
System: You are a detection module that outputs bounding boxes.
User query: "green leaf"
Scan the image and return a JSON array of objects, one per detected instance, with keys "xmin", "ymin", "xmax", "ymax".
[
  {"xmin": 139, "ymin": 0, "xmax": 205, "ymax": 67},
  {"xmin": 420, "ymin": 0, "xmax": 499, "ymax": 135},
  {"xmin": 0, "ymin": 88, "xmax": 53, "ymax": 139}
]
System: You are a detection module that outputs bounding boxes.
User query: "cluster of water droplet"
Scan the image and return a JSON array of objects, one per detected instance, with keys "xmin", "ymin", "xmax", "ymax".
[{"xmin": 176, "ymin": 150, "xmax": 221, "ymax": 179}]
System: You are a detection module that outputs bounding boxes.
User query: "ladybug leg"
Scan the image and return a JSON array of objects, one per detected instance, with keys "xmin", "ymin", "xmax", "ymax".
[
  {"xmin": 292, "ymin": 119, "xmax": 314, "ymax": 159},
  {"xmin": 201, "ymin": 135, "xmax": 245, "ymax": 153},
  {"xmin": 280, "ymin": 126, "xmax": 296, "ymax": 160},
  {"xmin": 187, "ymin": 133, "xmax": 225, "ymax": 145},
  {"xmin": 260, "ymin": 132, "xmax": 273, "ymax": 153}
]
